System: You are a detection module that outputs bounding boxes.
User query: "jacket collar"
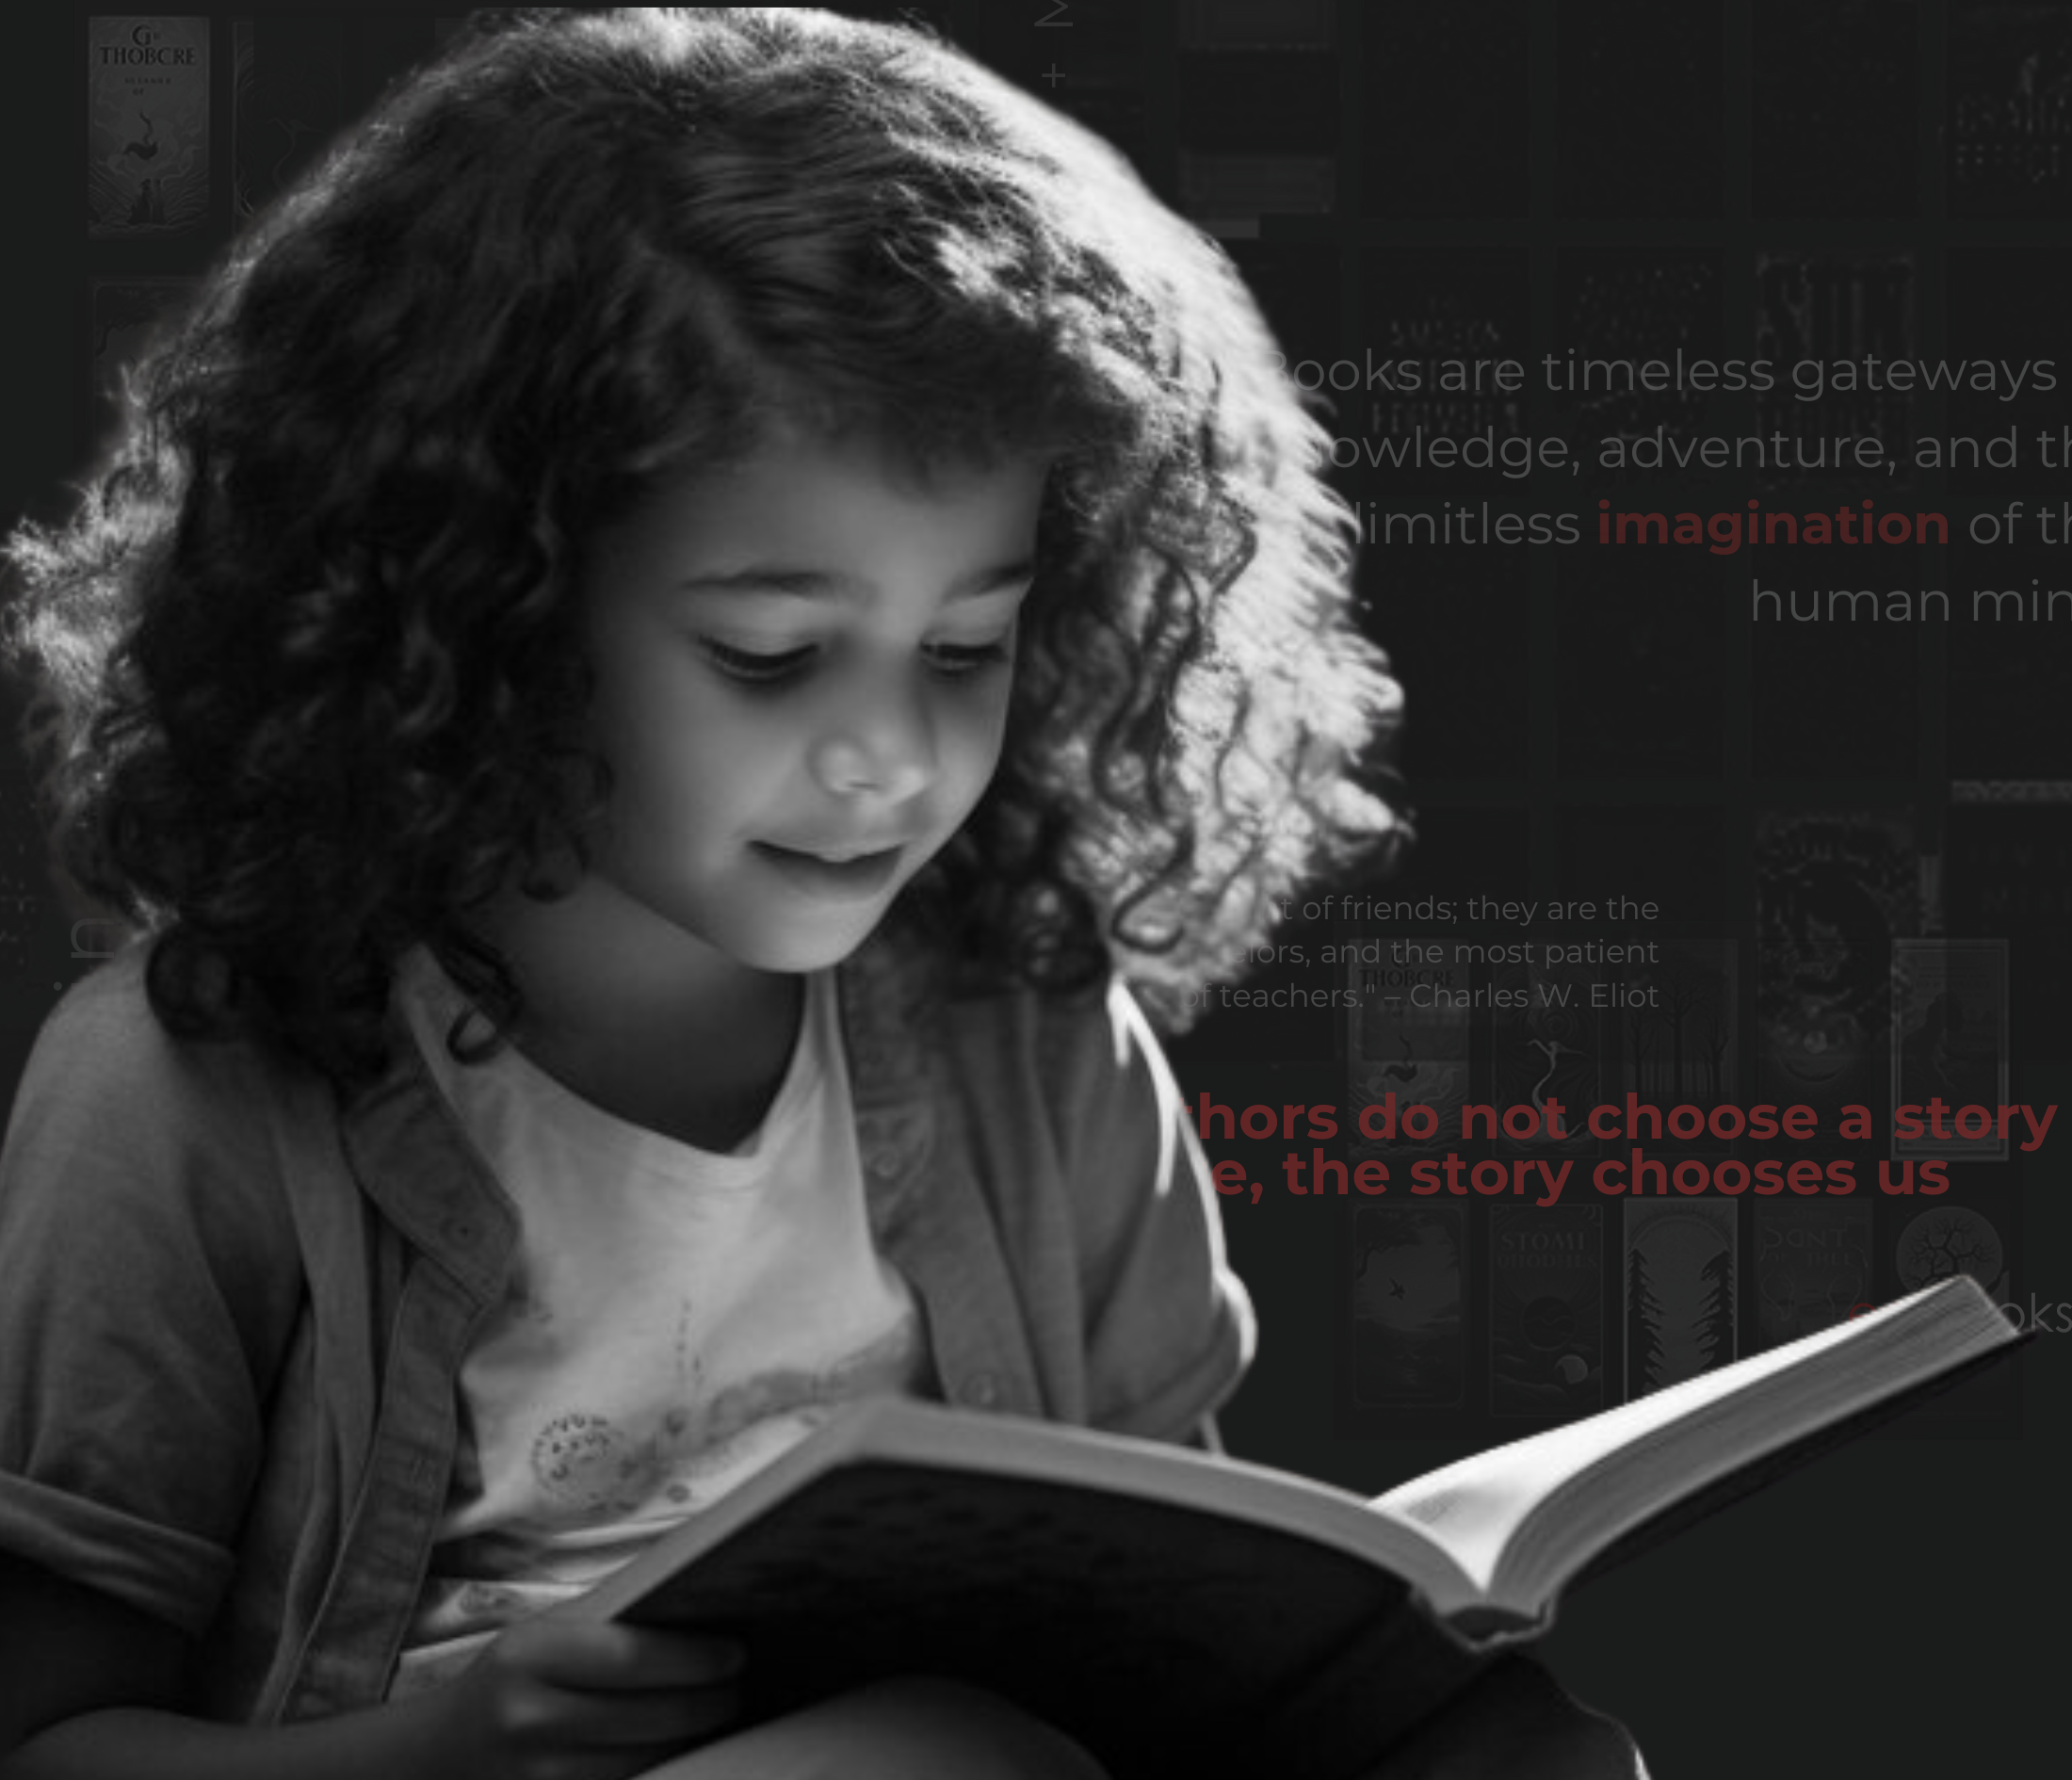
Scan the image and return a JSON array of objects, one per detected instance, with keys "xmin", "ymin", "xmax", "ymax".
[{"xmin": 333, "ymin": 931, "xmax": 1044, "ymax": 1417}]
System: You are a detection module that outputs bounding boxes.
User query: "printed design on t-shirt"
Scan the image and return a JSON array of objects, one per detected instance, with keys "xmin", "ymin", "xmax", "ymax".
[
  {"xmin": 529, "ymin": 1411, "xmax": 631, "ymax": 1508},
  {"xmin": 523, "ymin": 1312, "xmax": 921, "ymax": 1520}
]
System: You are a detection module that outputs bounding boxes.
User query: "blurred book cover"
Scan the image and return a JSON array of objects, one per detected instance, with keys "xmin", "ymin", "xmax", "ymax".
[
  {"xmin": 1754, "ymin": 1200, "xmax": 1872, "ymax": 1350},
  {"xmin": 1492, "ymin": 958, "xmax": 1604, "ymax": 1156},
  {"xmin": 88, "ymin": 16, "xmax": 209, "ymax": 238},
  {"xmin": 1489, "ymin": 1205, "xmax": 1604, "ymax": 1417},
  {"xmin": 1756, "ymin": 812, "xmax": 1917, "ymax": 1149},
  {"xmin": 1892, "ymin": 939, "xmax": 2010, "ymax": 1160},
  {"xmin": 1619, "ymin": 940, "xmax": 1738, "ymax": 1116},
  {"xmin": 1350, "ymin": 1203, "xmax": 1465, "ymax": 1409},
  {"xmin": 1346, "ymin": 942, "xmax": 1468, "ymax": 1158},
  {"xmin": 89, "ymin": 275, "xmax": 195, "ymax": 423},
  {"xmin": 232, "ymin": 13, "xmax": 348, "ymax": 223},
  {"xmin": 1623, "ymin": 1198, "xmax": 1736, "ymax": 1400}
]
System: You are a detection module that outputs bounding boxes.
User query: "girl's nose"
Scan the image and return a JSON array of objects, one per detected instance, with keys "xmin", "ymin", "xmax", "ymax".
[{"xmin": 809, "ymin": 680, "xmax": 937, "ymax": 805}]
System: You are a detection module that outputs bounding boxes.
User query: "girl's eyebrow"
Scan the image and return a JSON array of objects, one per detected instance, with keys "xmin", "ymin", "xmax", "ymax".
[{"xmin": 676, "ymin": 560, "xmax": 1037, "ymax": 601}]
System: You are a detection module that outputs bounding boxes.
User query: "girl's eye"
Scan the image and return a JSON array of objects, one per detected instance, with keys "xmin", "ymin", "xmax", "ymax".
[
  {"xmin": 924, "ymin": 639, "xmax": 1013, "ymax": 677},
  {"xmin": 701, "ymin": 639, "xmax": 815, "ymax": 683},
  {"xmin": 700, "ymin": 635, "xmax": 1013, "ymax": 683}
]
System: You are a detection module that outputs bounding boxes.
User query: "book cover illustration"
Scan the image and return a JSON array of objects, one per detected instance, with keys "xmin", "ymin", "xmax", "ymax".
[
  {"xmin": 1949, "ymin": 0, "xmax": 2072, "ymax": 218},
  {"xmin": 1618, "ymin": 940, "xmax": 1736, "ymax": 1116},
  {"xmin": 1350, "ymin": 1204, "xmax": 1465, "ymax": 1408},
  {"xmin": 1894, "ymin": 1204, "xmax": 2010, "ymax": 1306},
  {"xmin": 88, "ymin": 16, "xmax": 209, "ymax": 238},
  {"xmin": 1346, "ymin": 941, "xmax": 1468, "ymax": 1158},
  {"xmin": 1891, "ymin": 938, "xmax": 2010, "ymax": 1160},
  {"xmin": 1489, "ymin": 1205, "xmax": 1603, "ymax": 1417},
  {"xmin": 1754, "ymin": 252, "xmax": 1913, "ymax": 486},
  {"xmin": 1946, "ymin": 801, "xmax": 2072, "ymax": 1044},
  {"xmin": 89, "ymin": 276, "xmax": 195, "ymax": 421},
  {"xmin": 1888, "ymin": 1201, "xmax": 2018, "ymax": 1421},
  {"xmin": 1556, "ymin": 249, "xmax": 1715, "ymax": 458},
  {"xmin": 1755, "ymin": 1200, "xmax": 1872, "ymax": 1350},
  {"xmin": 1756, "ymin": 812, "xmax": 1917, "ymax": 1146},
  {"xmin": 232, "ymin": 14, "xmax": 347, "ymax": 224},
  {"xmin": 1491, "ymin": 959, "xmax": 1601, "ymax": 1156},
  {"xmin": 1623, "ymin": 1199, "xmax": 1736, "ymax": 1400}
]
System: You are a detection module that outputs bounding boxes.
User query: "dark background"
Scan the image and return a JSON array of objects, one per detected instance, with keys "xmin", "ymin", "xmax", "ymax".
[{"xmin": 7, "ymin": 6, "xmax": 2069, "ymax": 1775}]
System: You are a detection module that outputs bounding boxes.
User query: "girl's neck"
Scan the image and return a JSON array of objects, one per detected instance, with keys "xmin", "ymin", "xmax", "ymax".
[{"xmin": 466, "ymin": 874, "xmax": 808, "ymax": 1152}]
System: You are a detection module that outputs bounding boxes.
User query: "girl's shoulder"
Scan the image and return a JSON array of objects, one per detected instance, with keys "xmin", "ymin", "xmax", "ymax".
[
  {"xmin": 897, "ymin": 948, "xmax": 1254, "ymax": 1439},
  {"xmin": 851, "ymin": 930, "xmax": 1166, "ymax": 1127},
  {"xmin": 1, "ymin": 941, "xmax": 331, "ymax": 1256},
  {"xmin": 13, "ymin": 941, "xmax": 318, "ymax": 1125},
  {"xmin": 889, "ymin": 944, "xmax": 1192, "ymax": 1204}
]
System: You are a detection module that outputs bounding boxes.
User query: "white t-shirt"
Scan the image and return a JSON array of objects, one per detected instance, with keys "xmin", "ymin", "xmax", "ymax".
[{"xmin": 388, "ymin": 950, "xmax": 927, "ymax": 1695}]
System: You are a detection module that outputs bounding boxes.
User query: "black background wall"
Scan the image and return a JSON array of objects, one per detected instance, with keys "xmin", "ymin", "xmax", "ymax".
[{"xmin": 6, "ymin": 7, "xmax": 2068, "ymax": 1775}]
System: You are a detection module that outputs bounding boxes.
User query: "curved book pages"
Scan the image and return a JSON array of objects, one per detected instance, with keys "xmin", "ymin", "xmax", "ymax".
[{"xmin": 555, "ymin": 1276, "xmax": 2017, "ymax": 1775}]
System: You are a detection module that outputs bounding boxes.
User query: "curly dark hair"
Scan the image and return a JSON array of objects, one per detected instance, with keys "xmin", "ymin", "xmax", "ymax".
[{"xmin": 4, "ymin": 7, "xmax": 1402, "ymax": 1083}]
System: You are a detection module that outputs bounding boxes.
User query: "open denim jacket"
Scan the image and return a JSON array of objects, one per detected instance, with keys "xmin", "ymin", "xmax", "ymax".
[{"xmin": 0, "ymin": 935, "xmax": 1252, "ymax": 1719}]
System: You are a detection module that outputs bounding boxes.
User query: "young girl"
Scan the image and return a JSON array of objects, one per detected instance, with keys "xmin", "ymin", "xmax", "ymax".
[{"xmin": 0, "ymin": 9, "xmax": 1638, "ymax": 1775}]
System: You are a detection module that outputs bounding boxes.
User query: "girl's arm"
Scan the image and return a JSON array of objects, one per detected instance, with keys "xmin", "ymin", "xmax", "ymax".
[{"xmin": 0, "ymin": 1553, "xmax": 742, "ymax": 1780}]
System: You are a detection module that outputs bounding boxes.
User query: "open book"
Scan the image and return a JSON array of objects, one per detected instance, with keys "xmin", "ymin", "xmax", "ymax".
[{"xmin": 556, "ymin": 1276, "xmax": 2017, "ymax": 1773}]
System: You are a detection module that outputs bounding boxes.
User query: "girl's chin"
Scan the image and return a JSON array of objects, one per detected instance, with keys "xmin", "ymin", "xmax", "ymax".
[{"xmin": 717, "ymin": 900, "xmax": 899, "ymax": 976}]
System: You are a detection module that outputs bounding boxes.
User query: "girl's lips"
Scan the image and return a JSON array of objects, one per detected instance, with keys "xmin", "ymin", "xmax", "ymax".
[{"xmin": 750, "ymin": 840, "xmax": 904, "ymax": 900}]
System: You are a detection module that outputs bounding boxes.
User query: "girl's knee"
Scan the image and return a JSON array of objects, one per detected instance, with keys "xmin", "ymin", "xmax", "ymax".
[
  {"xmin": 1373, "ymin": 1657, "xmax": 1645, "ymax": 1780},
  {"xmin": 655, "ymin": 1675, "xmax": 1109, "ymax": 1780}
]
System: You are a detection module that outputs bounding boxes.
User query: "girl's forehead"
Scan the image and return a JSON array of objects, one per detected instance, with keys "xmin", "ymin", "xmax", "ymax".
[
  {"xmin": 737, "ymin": 410, "xmax": 1049, "ymax": 490},
  {"xmin": 646, "ymin": 422, "xmax": 1049, "ymax": 518},
  {"xmin": 591, "ymin": 430, "xmax": 1049, "ymax": 588}
]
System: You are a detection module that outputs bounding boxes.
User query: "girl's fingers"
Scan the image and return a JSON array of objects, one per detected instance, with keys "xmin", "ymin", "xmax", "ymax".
[
  {"xmin": 544, "ymin": 1675, "xmax": 747, "ymax": 1750},
  {"xmin": 591, "ymin": 1626, "xmax": 747, "ymax": 1691},
  {"xmin": 498, "ymin": 1618, "xmax": 746, "ymax": 1691}
]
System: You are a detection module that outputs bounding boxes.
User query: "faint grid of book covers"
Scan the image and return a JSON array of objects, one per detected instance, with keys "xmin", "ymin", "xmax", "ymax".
[
  {"xmin": 1947, "ymin": 802, "xmax": 2072, "ymax": 1036},
  {"xmin": 1619, "ymin": 940, "xmax": 1737, "ymax": 1120},
  {"xmin": 1949, "ymin": 0, "xmax": 2072, "ymax": 218},
  {"xmin": 1887, "ymin": 1192, "xmax": 2019, "ymax": 1424},
  {"xmin": 1556, "ymin": 249, "xmax": 1717, "ymax": 481},
  {"xmin": 1037, "ymin": 0, "xmax": 1152, "ymax": 182},
  {"xmin": 233, "ymin": 14, "xmax": 474, "ymax": 222},
  {"xmin": 1174, "ymin": 0, "xmax": 1333, "ymax": 231},
  {"xmin": 1350, "ymin": 1205, "xmax": 1464, "ymax": 1409},
  {"xmin": 232, "ymin": 13, "xmax": 348, "ymax": 224},
  {"xmin": 1361, "ymin": 246, "xmax": 1530, "ymax": 462},
  {"xmin": 1492, "ymin": 956, "xmax": 1603, "ymax": 1157},
  {"xmin": 1756, "ymin": 812, "xmax": 1917, "ymax": 1153},
  {"xmin": 1893, "ymin": 1201, "xmax": 2011, "ymax": 1307},
  {"xmin": 1623, "ymin": 1199, "xmax": 1736, "ymax": 1400},
  {"xmin": 1345, "ymin": 944, "xmax": 1467, "ymax": 1164},
  {"xmin": 89, "ymin": 16, "xmax": 209, "ymax": 238},
  {"xmin": 89, "ymin": 275, "xmax": 196, "ymax": 426},
  {"xmin": 1755, "ymin": 252, "xmax": 1912, "ymax": 489},
  {"xmin": 1891, "ymin": 938, "xmax": 2010, "ymax": 1161},
  {"xmin": 1489, "ymin": 1205, "xmax": 1603, "ymax": 1418},
  {"xmin": 1755, "ymin": 1200, "xmax": 1871, "ymax": 1350}
]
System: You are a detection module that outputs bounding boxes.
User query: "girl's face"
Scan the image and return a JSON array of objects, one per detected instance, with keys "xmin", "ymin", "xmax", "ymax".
[{"xmin": 570, "ymin": 428, "xmax": 1044, "ymax": 977}]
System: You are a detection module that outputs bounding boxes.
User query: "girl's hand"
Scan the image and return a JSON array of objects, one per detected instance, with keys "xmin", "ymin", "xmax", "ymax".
[{"xmin": 418, "ymin": 1618, "xmax": 746, "ymax": 1780}]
